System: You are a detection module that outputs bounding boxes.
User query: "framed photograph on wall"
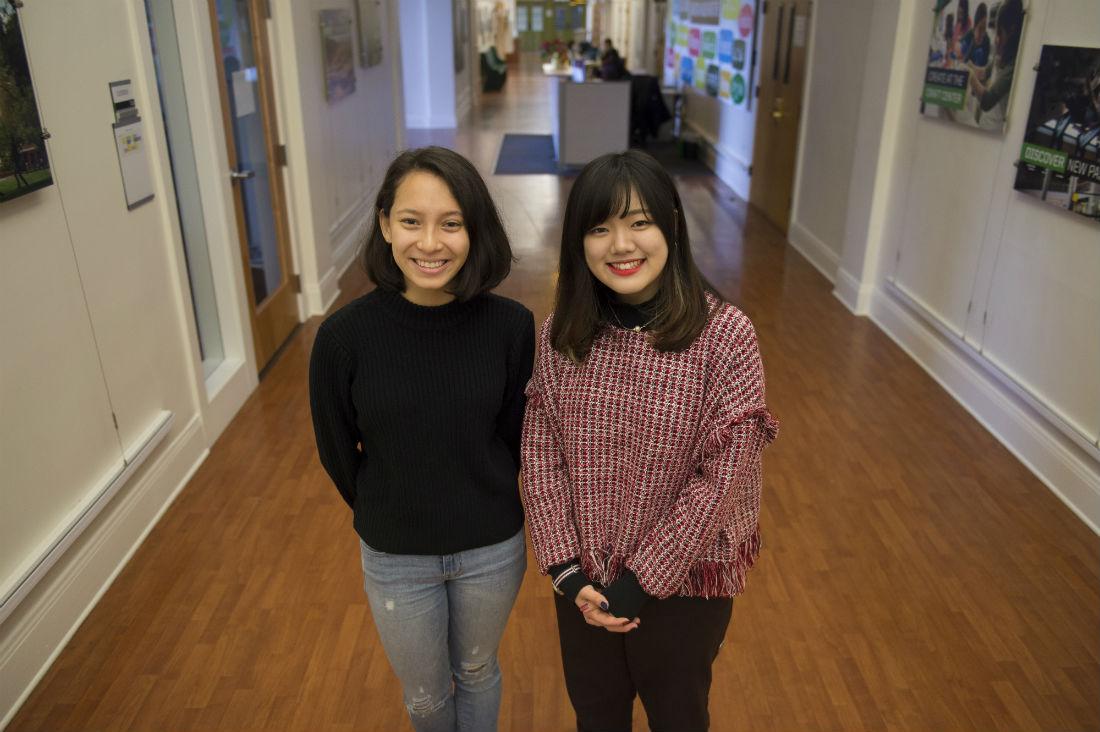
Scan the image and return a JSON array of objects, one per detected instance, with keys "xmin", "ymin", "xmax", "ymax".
[
  {"xmin": 356, "ymin": 0, "xmax": 383, "ymax": 68},
  {"xmin": 1013, "ymin": 45, "xmax": 1100, "ymax": 223},
  {"xmin": 320, "ymin": 9, "xmax": 355, "ymax": 102},
  {"xmin": 919, "ymin": 0, "xmax": 1029, "ymax": 133},
  {"xmin": 0, "ymin": 1, "xmax": 53, "ymax": 204}
]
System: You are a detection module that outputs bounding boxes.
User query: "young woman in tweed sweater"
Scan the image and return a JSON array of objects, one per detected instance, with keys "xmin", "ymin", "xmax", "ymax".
[{"xmin": 521, "ymin": 150, "xmax": 778, "ymax": 732}]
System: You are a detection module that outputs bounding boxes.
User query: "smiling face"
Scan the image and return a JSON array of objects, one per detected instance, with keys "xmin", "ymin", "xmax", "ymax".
[
  {"xmin": 379, "ymin": 171, "xmax": 470, "ymax": 306},
  {"xmin": 582, "ymin": 190, "xmax": 669, "ymax": 305}
]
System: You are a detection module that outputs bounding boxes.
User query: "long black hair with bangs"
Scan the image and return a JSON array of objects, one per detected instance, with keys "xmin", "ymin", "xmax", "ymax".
[{"xmin": 550, "ymin": 149, "xmax": 719, "ymax": 363}]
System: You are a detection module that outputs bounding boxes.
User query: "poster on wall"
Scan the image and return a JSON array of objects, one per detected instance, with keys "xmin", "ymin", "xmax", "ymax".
[
  {"xmin": 1013, "ymin": 45, "xmax": 1100, "ymax": 223},
  {"xmin": 355, "ymin": 0, "xmax": 383, "ymax": 67},
  {"xmin": 920, "ymin": 0, "xmax": 1029, "ymax": 133},
  {"xmin": 0, "ymin": 1, "xmax": 53, "ymax": 204},
  {"xmin": 665, "ymin": 0, "xmax": 755, "ymax": 109},
  {"xmin": 320, "ymin": 9, "xmax": 356, "ymax": 103}
]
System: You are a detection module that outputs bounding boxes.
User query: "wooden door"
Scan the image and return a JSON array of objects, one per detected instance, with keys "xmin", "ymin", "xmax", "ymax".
[
  {"xmin": 208, "ymin": 0, "xmax": 299, "ymax": 372},
  {"xmin": 749, "ymin": 0, "xmax": 812, "ymax": 234}
]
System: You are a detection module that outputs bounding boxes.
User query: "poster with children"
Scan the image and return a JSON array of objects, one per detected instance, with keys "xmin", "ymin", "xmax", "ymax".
[{"xmin": 920, "ymin": 0, "xmax": 1028, "ymax": 133}]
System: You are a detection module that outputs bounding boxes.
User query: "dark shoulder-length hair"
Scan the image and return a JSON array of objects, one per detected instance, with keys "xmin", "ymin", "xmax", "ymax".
[
  {"xmin": 550, "ymin": 149, "xmax": 720, "ymax": 363},
  {"xmin": 361, "ymin": 146, "xmax": 513, "ymax": 300}
]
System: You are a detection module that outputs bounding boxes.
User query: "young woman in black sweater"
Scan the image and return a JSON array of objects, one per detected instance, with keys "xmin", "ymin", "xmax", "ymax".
[{"xmin": 309, "ymin": 147, "xmax": 534, "ymax": 732}]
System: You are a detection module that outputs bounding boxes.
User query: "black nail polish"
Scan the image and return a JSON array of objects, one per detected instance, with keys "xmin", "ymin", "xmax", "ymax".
[{"xmin": 599, "ymin": 601, "xmax": 609, "ymax": 611}]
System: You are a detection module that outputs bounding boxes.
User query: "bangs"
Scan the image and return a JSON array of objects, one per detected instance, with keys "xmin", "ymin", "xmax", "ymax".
[{"xmin": 570, "ymin": 163, "xmax": 654, "ymax": 234}]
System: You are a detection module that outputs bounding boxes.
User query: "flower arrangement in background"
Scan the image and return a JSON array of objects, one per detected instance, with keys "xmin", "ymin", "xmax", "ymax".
[{"xmin": 540, "ymin": 38, "xmax": 569, "ymax": 67}]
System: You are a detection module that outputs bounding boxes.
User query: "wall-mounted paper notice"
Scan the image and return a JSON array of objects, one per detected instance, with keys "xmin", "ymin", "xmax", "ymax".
[
  {"xmin": 792, "ymin": 15, "xmax": 807, "ymax": 48},
  {"xmin": 231, "ymin": 69, "xmax": 256, "ymax": 117},
  {"xmin": 113, "ymin": 118, "xmax": 155, "ymax": 210}
]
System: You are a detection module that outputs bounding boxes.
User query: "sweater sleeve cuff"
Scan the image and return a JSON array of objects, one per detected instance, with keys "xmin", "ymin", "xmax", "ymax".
[
  {"xmin": 549, "ymin": 560, "xmax": 591, "ymax": 602},
  {"xmin": 602, "ymin": 569, "xmax": 651, "ymax": 620}
]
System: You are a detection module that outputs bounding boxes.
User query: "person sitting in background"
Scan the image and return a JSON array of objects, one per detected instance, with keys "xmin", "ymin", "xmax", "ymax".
[
  {"xmin": 597, "ymin": 38, "xmax": 629, "ymax": 80},
  {"xmin": 600, "ymin": 38, "xmax": 620, "ymax": 64}
]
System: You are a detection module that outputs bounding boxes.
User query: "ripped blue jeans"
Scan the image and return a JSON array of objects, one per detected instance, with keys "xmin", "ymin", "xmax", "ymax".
[{"xmin": 359, "ymin": 529, "xmax": 526, "ymax": 732}]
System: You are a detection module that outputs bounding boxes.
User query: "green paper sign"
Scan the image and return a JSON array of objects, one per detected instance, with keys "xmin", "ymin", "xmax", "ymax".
[
  {"xmin": 1019, "ymin": 143, "xmax": 1067, "ymax": 174},
  {"xmin": 730, "ymin": 73, "xmax": 746, "ymax": 104},
  {"xmin": 702, "ymin": 31, "xmax": 717, "ymax": 59}
]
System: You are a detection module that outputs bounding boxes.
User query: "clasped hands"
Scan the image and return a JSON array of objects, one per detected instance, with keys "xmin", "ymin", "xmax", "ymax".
[{"xmin": 575, "ymin": 584, "xmax": 640, "ymax": 633}]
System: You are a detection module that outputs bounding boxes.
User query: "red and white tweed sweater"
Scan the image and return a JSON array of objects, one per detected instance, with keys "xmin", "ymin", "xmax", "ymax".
[{"xmin": 520, "ymin": 297, "xmax": 778, "ymax": 599}]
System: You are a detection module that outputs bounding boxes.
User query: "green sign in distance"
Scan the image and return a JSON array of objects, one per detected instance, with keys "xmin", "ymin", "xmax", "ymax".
[{"xmin": 730, "ymin": 73, "xmax": 746, "ymax": 104}]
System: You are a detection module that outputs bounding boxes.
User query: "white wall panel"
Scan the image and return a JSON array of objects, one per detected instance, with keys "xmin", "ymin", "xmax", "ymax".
[
  {"xmin": 974, "ymin": 0, "xmax": 1100, "ymax": 443},
  {"xmin": 0, "ymin": 188, "xmax": 124, "ymax": 604},
  {"xmin": 19, "ymin": 0, "xmax": 198, "ymax": 454},
  {"xmin": 792, "ymin": 0, "xmax": 872, "ymax": 258},
  {"xmin": 891, "ymin": 117, "xmax": 1005, "ymax": 336}
]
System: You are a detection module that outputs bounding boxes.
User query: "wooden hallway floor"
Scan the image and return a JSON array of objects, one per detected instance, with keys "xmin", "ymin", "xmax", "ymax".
[{"xmin": 8, "ymin": 63, "xmax": 1099, "ymax": 732}]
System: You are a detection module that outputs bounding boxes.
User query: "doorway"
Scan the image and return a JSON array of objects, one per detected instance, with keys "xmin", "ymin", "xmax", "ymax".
[
  {"xmin": 207, "ymin": 0, "xmax": 299, "ymax": 371},
  {"xmin": 749, "ymin": 0, "xmax": 811, "ymax": 235}
]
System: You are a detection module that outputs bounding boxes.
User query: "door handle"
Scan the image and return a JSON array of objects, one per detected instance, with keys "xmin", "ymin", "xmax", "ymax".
[
  {"xmin": 230, "ymin": 169, "xmax": 255, "ymax": 181},
  {"xmin": 772, "ymin": 110, "xmax": 785, "ymax": 119}
]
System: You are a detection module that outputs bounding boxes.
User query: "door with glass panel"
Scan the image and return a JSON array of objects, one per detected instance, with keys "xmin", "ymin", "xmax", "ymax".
[{"xmin": 208, "ymin": 0, "xmax": 298, "ymax": 371}]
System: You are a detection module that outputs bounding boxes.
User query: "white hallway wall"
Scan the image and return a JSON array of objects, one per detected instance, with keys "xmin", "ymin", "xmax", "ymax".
[
  {"xmin": 1, "ymin": 0, "xmax": 407, "ymax": 725},
  {"xmin": 276, "ymin": 0, "xmax": 406, "ymax": 313},
  {"xmin": 400, "ymin": 0, "xmax": 474, "ymax": 130},
  {"xmin": 789, "ymin": 0, "xmax": 1100, "ymax": 531},
  {"xmin": 0, "ymin": 1, "xmax": 210, "ymax": 725}
]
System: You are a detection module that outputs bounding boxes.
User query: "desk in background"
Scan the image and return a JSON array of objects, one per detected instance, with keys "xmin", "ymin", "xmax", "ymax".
[{"xmin": 549, "ymin": 78, "xmax": 631, "ymax": 167}]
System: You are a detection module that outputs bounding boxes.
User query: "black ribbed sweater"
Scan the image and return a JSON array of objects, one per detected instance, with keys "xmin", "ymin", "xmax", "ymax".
[{"xmin": 309, "ymin": 288, "xmax": 535, "ymax": 555}]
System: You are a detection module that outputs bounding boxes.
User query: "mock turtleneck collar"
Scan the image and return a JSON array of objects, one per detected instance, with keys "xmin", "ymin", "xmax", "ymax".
[{"xmin": 374, "ymin": 288, "xmax": 480, "ymax": 330}]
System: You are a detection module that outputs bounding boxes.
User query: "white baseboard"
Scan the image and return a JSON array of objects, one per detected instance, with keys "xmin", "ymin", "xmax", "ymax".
[
  {"xmin": 788, "ymin": 220, "xmax": 840, "ymax": 283},
  {"xmin": 330, "ymin": 194, "xmax": 372, "ymax": 282},
  {"xmin": 683, "ymin": 120, "xmax": 751, "ymax": 200},
  {"xmin": 0, "ymin": 414, "xmax": 209, "ymax": 729},
  {"xmin": 303, "ymin": 264, "xmax": 342, "ymax": 317},
  {"xmin": 834, "ymin": 266, "xmax": 874, "ymax": 315},
  {"xmin": 870, "ymin": 287, "xmax": 1100, "ymax": 535}
]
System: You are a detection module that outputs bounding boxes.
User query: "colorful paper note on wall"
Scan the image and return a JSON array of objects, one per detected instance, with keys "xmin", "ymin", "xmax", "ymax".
[
  {"xmin": 718, "ymin": 29, "xmax": 733, "ymax": 63},
  {"xmin": 681, "ymin": 55, "xmax": 694, "ymax": 84},
  {"xmin": 734, "ymin": 39, "xmax": 748, "ymax": 69},
  {"xmin": 730, "ymin": 72, "xmax": 746, "ymax": 104},
  {"xmin": 739, "ymin": 3, "xmax": 753, "ymax": 36},
  {"xmin": 689, "ymin": 27, "xmax": 701, "ymax": 57},
  {"xmin": 702, "ymin": 31, "xmax": 717, "ymax": 59},
  {"xmin": 706, "ymin": 64, "xmax": 720, "ymax": 96},
  {"xmin": 720, "ymin": 68, "xmax": 732, "ymax": 99}
]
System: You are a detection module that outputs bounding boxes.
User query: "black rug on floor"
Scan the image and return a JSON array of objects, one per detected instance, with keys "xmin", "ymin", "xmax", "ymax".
[{"xmin": 493, "ymin": 134, "xmax": 712, "ymax": 177}]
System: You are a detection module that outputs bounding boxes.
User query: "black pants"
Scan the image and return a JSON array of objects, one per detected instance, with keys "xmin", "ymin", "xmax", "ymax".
[{"xmin": 553, "ymin": 592, "xmax": 734, "ymax": 732}]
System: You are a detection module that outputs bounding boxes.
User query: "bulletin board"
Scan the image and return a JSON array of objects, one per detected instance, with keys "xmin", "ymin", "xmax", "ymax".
[{"xmin": 666, "ymin": 0, "xmax": 757, "ymax": 108}]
